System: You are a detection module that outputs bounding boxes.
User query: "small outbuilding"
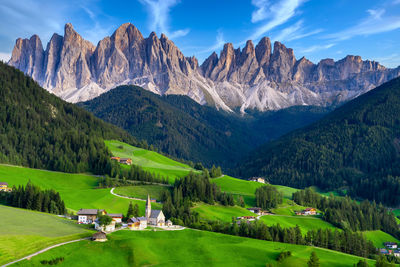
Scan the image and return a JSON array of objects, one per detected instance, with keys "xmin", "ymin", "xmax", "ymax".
[
  {"xmin": 166, "ymin": 220, "xmax": 173, "ymax": 227},
  {"xmin": 92, "ymin": 231, "xmax": 107, "ymax": 242}
]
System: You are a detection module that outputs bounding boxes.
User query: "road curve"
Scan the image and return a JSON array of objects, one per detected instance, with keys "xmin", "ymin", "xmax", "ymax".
[{"xmin": 2, "ymin": 238, "xmax": 90, "ymax": 267}]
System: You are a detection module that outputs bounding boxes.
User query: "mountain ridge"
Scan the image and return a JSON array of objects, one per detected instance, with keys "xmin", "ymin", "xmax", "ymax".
[{"xmin": 9, "ymin": 22, "xmax": 400, "ymax": 112}]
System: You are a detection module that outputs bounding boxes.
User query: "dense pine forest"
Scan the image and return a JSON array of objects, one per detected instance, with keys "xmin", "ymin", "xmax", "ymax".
[
  {"xmin": 236, "ymin": 77, "xmax": 400, "ymax": 205},
  {"xmin": 293, "ymin": 188, "xmax": 400, "ymax": 238},
  {"xmin": 0, "ymin": 181, "xmax": 65, "ymax": 214},
  {"xmin": 0, "ymin": 63, "xmax": 138, "ymax": 174},
  {"xmin": 79, "ymin": 85, "xmax": 328, "ymax": 168}
]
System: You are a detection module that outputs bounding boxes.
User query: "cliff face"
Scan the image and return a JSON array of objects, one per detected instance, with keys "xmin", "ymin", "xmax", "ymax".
[{"xmin": 9, "ymin": 23, "xmax": 400, "ymax": 112}]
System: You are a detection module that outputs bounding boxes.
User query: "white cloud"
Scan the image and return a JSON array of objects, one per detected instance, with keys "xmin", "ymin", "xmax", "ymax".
[
  {"xmin": 0, "ymin": 52, "xmax": 11, "ymax": 62},
  {"xmin": 139, "ymin": 0, "xmax": 189, "ymax": 39},
  {"xmin": 272, "ymin": 20, "xmax": 322, "ymax": 42},
  {"xmin": 198, "ymin": 31, "xmax": 226, "ymax": 54},
  {"xmin": 80, "ymin": 5, "xmax": 113, "ymax": 45},
  {"xmin": 249, "ymin": 0, "xmax": 307, "ymax": 41},
  {"xmin": 325, "ymin": 8, "xmax": 400, "ymax": 41},
  {"xmin": 300, "ymin": 43, "xmax": 335, "ymax": 53}
]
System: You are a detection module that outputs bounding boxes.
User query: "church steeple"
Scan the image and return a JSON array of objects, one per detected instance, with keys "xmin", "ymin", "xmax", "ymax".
[{"xmin": 145, "ymin": 194, "xmax": 151, "ymax": 219}]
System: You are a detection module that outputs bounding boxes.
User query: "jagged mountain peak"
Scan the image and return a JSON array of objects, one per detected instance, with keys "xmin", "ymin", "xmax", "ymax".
[{"xmin": 8, "ymin": 22, "xmax": 400, "ymax": 112}]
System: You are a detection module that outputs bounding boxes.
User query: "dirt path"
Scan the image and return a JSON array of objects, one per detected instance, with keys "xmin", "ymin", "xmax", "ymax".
[
  {"xmin": 2, "ymin": 237, "xmax": 90, "ymax": 267},
  {"xmin": 110, "ymin": 188, "xmax": 163, "ymax": 204}
]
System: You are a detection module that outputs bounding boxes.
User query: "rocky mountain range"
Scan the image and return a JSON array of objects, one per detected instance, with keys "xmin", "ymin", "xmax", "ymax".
[{"xmin": 9, "ymin": 23, "xmax": 400, "ymax": 112}]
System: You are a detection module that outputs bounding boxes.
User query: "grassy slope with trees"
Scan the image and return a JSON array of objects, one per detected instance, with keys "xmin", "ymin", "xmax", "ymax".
[
  {"xmin": 0, "ymin": 205, "xmax": 91, "ymax": 265},
  {"xmin": 105, "ymin": 140, "xmax": 196, "ymax": 182},
  {"xmin": 14, "ymin": 229, "xmax": 374, "ymax": 267},
  {"xmin": 0, "ymin": 62, "xmax": 137, "ymax": 175},
  {"xmin": 79, "ymin": 85, "xmax": 329, "ymax": 168},
  {"xmin": 0, "ymin": 164, "xmax": 161, "ymax": 214},
  {"xmin": 236, "ymin": 77, "xmax": 400, "ymax": 206}
]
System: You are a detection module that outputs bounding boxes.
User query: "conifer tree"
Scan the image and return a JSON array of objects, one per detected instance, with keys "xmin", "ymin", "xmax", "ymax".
[{"xmin": 307, "ymin": 252, "xmax": 320, "ymax": 267}]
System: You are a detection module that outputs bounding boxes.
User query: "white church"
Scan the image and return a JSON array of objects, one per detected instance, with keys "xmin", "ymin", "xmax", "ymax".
[{"xmin": 128, "ymin": 194, "xmax": 168, "ymax": 230}]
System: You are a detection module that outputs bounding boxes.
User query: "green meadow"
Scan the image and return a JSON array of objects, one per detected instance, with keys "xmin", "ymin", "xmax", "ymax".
[
  {"xmin": 14, "ymin": 229, "xmax": 374, "ymax": 267},
  {"xmin": 0, "ymin": 205, "xmax": 92, "ymax": 266},
  {"xmin": 260, "ymin": 215, "xmax": 337, "ymax": 234},
  {"xmin": 105, "ymin": 140, "xmax": 197, "ymax": 182},
  {"xmin": 363, "ymin": 230, "xmax": 400, "ymax": 248},
  {"xmin": 211, "ymin": 176, "xmax": 299, "ymax": 207},
  {"xmin": 192, "ymin": 203, "xmax": 256, "ymax": 222},
  {"xmin": 0, "ymin": 164, "xmax": 161, "ymax": 214},
  {"xmin": 113, "ymin": 184, "xmax": 169, "ymax": 201}
]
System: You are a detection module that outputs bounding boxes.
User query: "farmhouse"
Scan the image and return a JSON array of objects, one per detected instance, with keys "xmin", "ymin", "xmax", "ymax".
[
  {"xmin": 128, "ymin": 216, "xmax": 148, "ymax": 230},
  {"xmin": 384, "ymin": 242, "xmax": 398, "ymax": 249},
  {"xmin": 0, "ymin": 182, "xmax": 11, "ymax": 192},
  {"xmin": 77, "ymin": 209, "xmax": 106, "ymax": 224},
  {"xmin": 248, "ymin": 177, "xmax": 266, "ymax": 184},
  {"xmin": 296, "ymin": 208, "xmax": 317, "ymax": 216},
  {"xmin": 108, "ymin": 213, "xmax": 123, "ymax": 223},
  {"xmin": 120, "ymin": 158, "xmax": 132, "ymax": 165},
  {"xmin": 146, "ymin": 194, "xmax": 165, "ymax": 226},
  {"xmin": 92, "ymin": 231, "xmax": 107, "ymax": 242}
]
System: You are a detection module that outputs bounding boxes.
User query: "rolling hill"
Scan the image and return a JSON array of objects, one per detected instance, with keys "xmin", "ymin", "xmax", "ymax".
[
  {"xmin": 12, "ymin": 229, "xmax": 375, "ymax": 267},
  {"xmin": 0, "ymin": 205, "xmax": 92, "ymax": 265},
  {"xmin": 236, "ymin": 77, "xmax": 400, "ymax": 206},
  {"xmin": 79, "ymin": 85, "xmax": 329, "ymax": 167}
]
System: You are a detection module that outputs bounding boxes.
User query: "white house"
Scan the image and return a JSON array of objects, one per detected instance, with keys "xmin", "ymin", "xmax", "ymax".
[
  {"xmin": 128, "ymin": 216, "xmax": 148, "ymax": 230},
  {"xmin": 77, "ymin": 209, "xmax": 106, "ymax": 224},
  {"xmin": 249, "ymin": 177, "xmax": 266, "ymax": 184},
  {"xmin": 384, "ymin": 242, "xmax": 398, "ymax": 249},
  {"xmin": 108, "ymin": 213, "xmax": 123, "ymax": 223}
]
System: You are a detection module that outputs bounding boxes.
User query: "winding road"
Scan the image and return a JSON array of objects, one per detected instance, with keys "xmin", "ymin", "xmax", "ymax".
[{"xmin": 2, "ymin": 237, "xmax": 90, "ymax": 267}]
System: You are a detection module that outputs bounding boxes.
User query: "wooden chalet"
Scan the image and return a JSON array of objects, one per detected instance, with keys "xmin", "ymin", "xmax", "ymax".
[{"xmin": 120, "ymin": 158, "xmax": 132, "ymax": 165}]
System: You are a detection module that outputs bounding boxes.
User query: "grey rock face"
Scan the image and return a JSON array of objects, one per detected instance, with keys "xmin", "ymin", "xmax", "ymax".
[{"xmin": 9, "ymin": 23, "xmax": 400, "ymax": 112}]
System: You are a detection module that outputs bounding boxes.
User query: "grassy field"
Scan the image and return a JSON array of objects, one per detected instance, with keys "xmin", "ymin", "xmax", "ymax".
[
  {"xmin": 260, "ymin": 215, "xmax": 337, "ymax": 234},
  {"xmin": 105, "ymin": 140, "xmax": 196, "ymax": 182},
  {"xmin": 14, "ymin": 229, "xmax": 375, "ymax": 267},
  {"xmin": 0, "ymin": 164, "xmax": 161, "ymax": 214},
  {"xmin": 0, "ymin": 205, "xmax": 92, "ymax": 266},
  {"xmin": 211, "ymin": 176, "xmax": 299, "ymax": 207},
  {"xmin": 113, "ymin": 185, "xmax": 169, "ymax": 201},
  {"xmin": 192, "ymin": 203, "xmax": 256, "ymax": 222},
  {"xmin": 363, "ymin": 230, "xmax": 400, "ymax": 248}
]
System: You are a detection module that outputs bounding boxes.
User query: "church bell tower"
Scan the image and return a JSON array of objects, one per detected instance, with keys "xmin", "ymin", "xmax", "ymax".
[{"xmin": 145, "ymin": 194, "xmax": 151, "ymax": 219}]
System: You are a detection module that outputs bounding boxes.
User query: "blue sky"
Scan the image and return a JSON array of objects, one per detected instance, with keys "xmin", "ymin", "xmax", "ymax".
[{"xmin": 1, "ymin": 0, "xmax": 400, "ymax": 67}]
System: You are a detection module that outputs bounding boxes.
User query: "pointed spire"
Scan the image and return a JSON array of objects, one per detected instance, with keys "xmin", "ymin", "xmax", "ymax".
[{"xmin": 146, "ymin": 194, "xmax": 151, "ymax": 219}]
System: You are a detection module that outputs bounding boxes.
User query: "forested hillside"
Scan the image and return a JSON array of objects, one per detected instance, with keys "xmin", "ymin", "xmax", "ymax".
[
  {"xmin": 79, "ymin": 85, "xmax": 328, "ymax": 167},
  {"xmin": 236, "ymin": 77, "xmax": 400, "ymax": 205},
  {"xmin": 0, "ymin": 62, "xmax": 137, "ymax": 174}
]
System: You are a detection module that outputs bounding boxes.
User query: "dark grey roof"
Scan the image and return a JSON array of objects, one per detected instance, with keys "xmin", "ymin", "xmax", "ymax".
[
  {"xmin": 0, "ymin": 182, "xmax": 8, "ymax": 185},
  {"xmin": 150, "ymin": 210, "xmax": 162, "ymax": 218},
  {"xmin": 129, "ymin": 217, "xmax": 139, "ymax": 223},
  {"xmin": 77, "ymin": 209, "xmax": 104, "ymax": 215},
  {"xmin": 137, "ymin": 216, "xmax": 147, "ymax": 221}
]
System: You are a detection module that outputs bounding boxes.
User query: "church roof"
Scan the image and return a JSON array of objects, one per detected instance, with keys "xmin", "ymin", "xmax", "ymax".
[{"xmin": 150, "ymin": 209, "xmax": 162, "ymax": 218}]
